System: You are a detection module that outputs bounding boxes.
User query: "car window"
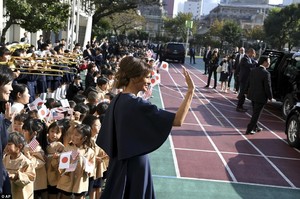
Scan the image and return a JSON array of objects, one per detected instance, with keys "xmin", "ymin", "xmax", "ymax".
[
  {"xmin": 167, "ymin": 44, "xmax": 184, "ymax": 51},
  {"xmin": 269, "ymin": 56, "xmax": 280, "ymax": 71}
]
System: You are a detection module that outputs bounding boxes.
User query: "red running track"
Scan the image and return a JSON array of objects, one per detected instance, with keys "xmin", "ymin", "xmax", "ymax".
[{"xmin": 159, "ymin": 63, "xmax": 300, "ymax": 189}]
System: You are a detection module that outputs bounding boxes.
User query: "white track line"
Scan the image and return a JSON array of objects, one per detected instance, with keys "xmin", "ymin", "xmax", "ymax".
[
  {"xmin": 183, "ymin": 65, "xmax": 297, "ymax": 188},
  {"xmin": 165, "ymin": 64, "xmax": 237, "ymax": 182}
]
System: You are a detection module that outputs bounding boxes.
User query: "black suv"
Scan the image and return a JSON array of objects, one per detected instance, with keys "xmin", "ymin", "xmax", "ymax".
[
  {"xmin": 159, "ymin": 42, "xmax": 185, "ymax": 64},
  {"xmin": 262, "ymin": 50, "xmax": 300, "ymax": 119}
]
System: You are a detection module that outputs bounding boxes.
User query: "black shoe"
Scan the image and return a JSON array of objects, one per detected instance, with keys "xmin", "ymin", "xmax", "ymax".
[
  {"xmin": 236, "ymin": 107, "xmax": 247, "ymax": 112},
  {"xmin": 213, "ymin": 86, "xmax": 216, "ymax": 89},
  {"xmin": 255, "ymin": 127, "xmax": 263, "ymax": 132},
  {"xmin": 203, "ymin": 73, "xmax": 207, "ymax": 75},
  {"xmin": 204, "ymin": 85, "xmax": 209, "ymax": 88},
  {"xmin": 245, "ymin": 130, "xmax": 256, "ymax": 135}
]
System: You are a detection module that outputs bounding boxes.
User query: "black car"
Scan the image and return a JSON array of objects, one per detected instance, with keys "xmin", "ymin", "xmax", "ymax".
[
  {"xmin": 285, "ymin": 102, "xmax": 300, "ymax": 148},
  {"xmin": 159, "ymin": 42, "xmax": 185, "ymax": 64},
  {"xmin": 262, "ymin": 50, "xmax": 300, "ymax": 118}
]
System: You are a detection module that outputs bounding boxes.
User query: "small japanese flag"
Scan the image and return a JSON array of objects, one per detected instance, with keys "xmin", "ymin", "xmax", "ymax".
[
  {"xmin": 146, "ymin": 49, "xmax": 153, "ymax": 58},
  {"xmin": 28, "ymin": 137, "xmax": 39, "ymax": 151},
  {"xmin": 59, "ymin": 151, "xmax": 72, "ymax": 169},
  {"xmin": 38, "ymin": 105, "xmax": 49, "ymax": 120},
  {"xmin": 160, "ymin": 61, "xmax": 169, "ymax": 71},
  {"xmin": 83, "ymin": 157, "xmax": 94, "ymax": 173},
  {"xmin": 150, "ymin": 74, "xmax": 161, "ymax": 87}
]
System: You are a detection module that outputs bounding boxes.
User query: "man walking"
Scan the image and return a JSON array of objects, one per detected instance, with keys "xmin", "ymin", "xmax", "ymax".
[
  {"xmin": 245, "ymin": 55, "xmax": 273, "ymax": 134},
  {"xmin": 236, "ymin": 48, "xmax": 257, "ymax": 112}
]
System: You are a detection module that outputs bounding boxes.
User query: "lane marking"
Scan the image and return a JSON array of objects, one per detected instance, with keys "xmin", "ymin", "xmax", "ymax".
[
  {"xmin": 183, "ymin": 65, "xmax": 297, "ymax": 188},
  {"xmin": 164, "ymin": 65, "xmax": 237, "ymax": 182}
]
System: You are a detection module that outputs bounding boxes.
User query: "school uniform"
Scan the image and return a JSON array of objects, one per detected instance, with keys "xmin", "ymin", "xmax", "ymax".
[
  {"xmin": 23, "ymin": 144, "xmax": 48, "ymax": 193},
  {"xmin": 3, "ymin": 153, "xmax": 35, "ymax": 199},
  {"xmin": 96, "ymin": 87, "xmax": 107, "ymax": 101},
  {"xmin": 46, "ymin": 142, "xmax": 65, "ymax": 187},
  {"xmin": 56, "ymin": 144, "xmax": 95, "ymax": 195}
]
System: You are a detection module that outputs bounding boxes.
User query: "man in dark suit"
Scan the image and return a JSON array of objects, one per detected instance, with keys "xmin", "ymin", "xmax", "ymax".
[
  {"xmin": 203, "ymin": 46, "xmax": 211, "ymax": 75},
  {"xmin": 236, "ymin": 48, "xmax": 257, "ymax": 112},
  {"xmin": 232, "ymin": 47, "xmax": 245, "ymax": 93},
  {"xmin": 245, "ymin": 55, "xmax": 273, "ymax": 134},
  {"xmin": 189, "ymin": 46, "xmax": 196, "ymax": 64},
  {"xmin": 37, "ymin": 35, "xmax": 43, "ymax": 50}
]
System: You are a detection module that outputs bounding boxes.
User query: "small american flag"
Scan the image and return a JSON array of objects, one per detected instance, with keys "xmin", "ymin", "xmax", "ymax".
[
  {"xmin": 71, "ymin": 150, "xmax": 79, "ymax": 160},
  {"xmin": 28, "ymin": 137, "xmax": 39, "ymax": 151},
  {"xmin": 52, "ymin": 111, "xmax": 64, "ymax": 120}
]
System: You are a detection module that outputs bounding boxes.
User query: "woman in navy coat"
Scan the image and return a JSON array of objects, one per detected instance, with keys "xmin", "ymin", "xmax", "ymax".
[
  {"xmin": 0, "ymin": 65, "xmax": 15, "ymax": 195},
  {"xmin": 97, "ymin": 56, "xmax": 195, "ymax": 199}
]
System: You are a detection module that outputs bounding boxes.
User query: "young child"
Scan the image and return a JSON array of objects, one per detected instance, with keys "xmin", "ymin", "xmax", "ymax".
[
  {"xmin": 219, "ymin": 56, "xmax": 230, "ymax": 93},
  {"xmin": 22, "ymin": 118, "xmax": 48, "ymax": 199},
  {"xmin": 9, "ymin": 113, "xmax": 29, "ymax": 133},
  {"xmin": 3, "ymin": 132, "xmax": 36, "ymax": 199},
  {"xmin": 82, "ymin": 115, "xmax": 109, "ymax": 199},
  {"xmin": 56, "ymin": 124, "xmax": 95, "ymax": 199},
  {"xmin": 96, "ymin": 77, "xmax": 109, "ymax": 101},
  {"xmin": 43, "ymin": 121, "xmax": 66, "ymax": 199}
]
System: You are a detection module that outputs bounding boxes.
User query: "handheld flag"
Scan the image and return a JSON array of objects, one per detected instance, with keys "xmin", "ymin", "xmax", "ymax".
[
  {"xmin": 28, "ymin": 137, "xmax": 39, "ymax": 151},
  {"xmin": 59, "ymin": 151, "xmax": 72, "ymax": 169},
  {"xmin": 160, "ymin": 61, "xmax": 169, "ymax": 71}
]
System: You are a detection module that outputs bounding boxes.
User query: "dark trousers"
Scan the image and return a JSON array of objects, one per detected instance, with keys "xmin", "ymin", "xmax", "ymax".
[
  {"xmin": 247, "ymin": 101, "xmax": 265, "ymax": 132},
  {"xmin": 206, "ymin": 67, "xmax": 217, "ymax": 88},
  {"xmin": 190, "ymin": 55, "xmax": 195, "ymax": 64},
  {"xmin": 234, "ymin": 73, "xmax": 240, "ymax": 92},
  {"xmin": 204, "ymin": 62, "xmax": 209, "ymax": 74},
  {"xmin": 237, "ymin": 81, "xmax": 247, "ymax": 108}
]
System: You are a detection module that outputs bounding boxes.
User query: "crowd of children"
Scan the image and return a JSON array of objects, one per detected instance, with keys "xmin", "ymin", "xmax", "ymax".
[{"xmin": 0, "ymin": 39, "xmax": 161, "ymax": 198}]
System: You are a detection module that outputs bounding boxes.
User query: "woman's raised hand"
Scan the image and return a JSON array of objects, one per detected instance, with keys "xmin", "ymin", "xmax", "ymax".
[{"xmin": 182, "ymin": 66, "xmax": 195, "ymax": 93}]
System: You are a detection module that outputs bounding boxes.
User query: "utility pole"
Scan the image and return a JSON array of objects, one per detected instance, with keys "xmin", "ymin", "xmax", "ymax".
[{"xmin": 185, "ymin": 20, "xmax": 193, "ymax": 57}]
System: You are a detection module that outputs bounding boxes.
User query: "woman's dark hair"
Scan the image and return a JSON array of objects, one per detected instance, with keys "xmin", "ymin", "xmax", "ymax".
[
  {"xmin": 10, "ymin": 83, "xmax": 28, "ymax": 101},
  {"xmin": 8, "ymin": 132, "xmax": 26, "ymax": 150},
  {"xmin": 114, "ymin": 56, "xmax": 152, "ymax": 88},
  {"xmin": 74, "ymin": 124, "xmax": 92, "ymax": 148},
  {"xmin": 0, "ymin": 65, "xmax": 14, "ymax": 87}
]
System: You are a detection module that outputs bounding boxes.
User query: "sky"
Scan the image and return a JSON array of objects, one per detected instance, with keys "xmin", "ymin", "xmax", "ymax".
[{"xmin": 269, "ymin": 0, "xmax": 283, "ymax": 4}]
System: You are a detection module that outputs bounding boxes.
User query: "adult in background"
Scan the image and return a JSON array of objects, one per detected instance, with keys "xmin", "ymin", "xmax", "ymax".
[
  {"xmin": 245, "ymin": 55, "xmax": 272, "ymax": 134},
  {"xmin": 0, "ymin": 65, "xmax": 15, "ymax": 196},
  {"xmin": 236, "ymin": 48, "xmax": 257, "ymax": 112},
  {"xmin": 189, "ymin": 45, "xmax": 196, "ymax": 64},
  {"xmin": 203, "ymin": 46, "xmax": 212, "ymax": 75},
  {"xmin": 204, "ymin": 48, "xmax": 219, "ymax": 89},
  {"xmin": 96, "ymin": 56, "xmax": 195, "ymax": 198},
  {"xmin": 233, "ymin": 47, "xmax": 245, "ymax": 94}
]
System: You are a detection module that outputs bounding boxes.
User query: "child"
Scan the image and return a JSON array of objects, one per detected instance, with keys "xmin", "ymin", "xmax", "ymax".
[
  {"xmin": 82, "ymin": 115, "xmax": 109, "ymax": 199},
  {"xmin": 219, "ymin": 56, "xmax": 230, "ymax": 93},
  {"xmin": 56, "ymin": 124, "xmax": 95, "ymax": 199},
  {"xmin": 3, "ymin": 132, "xmax": 36, "ymax": 199},
  {"xmin": 22, "ymin": 118, "xmax": 48, "ymax": 199},
  {"xmin": 44, "ymin": 121, "xmax": 66, "ymax": 199},
  {"xmin": 96, "ymin": 77, "xmax": 109, "ymax": 101},
  {"xmin": 9, "ymin": 113, "xmax": 29, "ymax": 133}
]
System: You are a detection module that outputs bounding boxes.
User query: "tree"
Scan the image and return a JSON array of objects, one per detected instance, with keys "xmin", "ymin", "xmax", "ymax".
[
  {"xmin": 2, "ymin": 0, "xmax": 70, "ymax": 42},
  {"xmin": 89, "ymin": 0, "xmax": 161, "ymax": 27},
  {"xmin": 163, "ymin": 12, "xmax": 194, "ymax": 42},
  {"xmin": 264, "ymin": 4, "xmax": 300, "ymax": 50},
  {"xmin": 221, "ymin": 20, "xmax": 242, "ymax": 47},
  {"xmin": 209, "ymin": 19, "xmax": 224, "ymax": 48}
]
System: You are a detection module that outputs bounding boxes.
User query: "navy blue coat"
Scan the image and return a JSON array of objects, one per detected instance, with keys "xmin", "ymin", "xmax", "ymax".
[
  {"xmin": 97, "ymin": 93, "xmax": 175, "ymax": 199},
  {"xmin": 0, "ymin": 114, "xmax": 11, "ymax": 194}
]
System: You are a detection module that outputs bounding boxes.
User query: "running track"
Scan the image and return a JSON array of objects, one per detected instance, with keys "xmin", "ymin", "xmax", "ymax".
[{"xmin": 150, "ymin": 60, "xmax": 300, "ymax": 199}]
